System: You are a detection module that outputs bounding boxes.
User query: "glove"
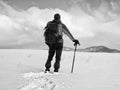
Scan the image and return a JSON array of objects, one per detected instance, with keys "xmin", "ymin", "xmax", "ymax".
[{"xmin": 73, "ymin": 39, "xmax": 80, "ymax": 46}]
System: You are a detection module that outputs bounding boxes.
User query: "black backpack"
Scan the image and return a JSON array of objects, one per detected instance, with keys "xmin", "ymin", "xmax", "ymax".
[{"xmin": 44, "ymin": 21, "xmax": 63, "ymax": 44}]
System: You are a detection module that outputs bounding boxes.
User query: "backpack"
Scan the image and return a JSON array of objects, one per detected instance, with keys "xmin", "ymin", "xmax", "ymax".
[{"xmin": 44, "ymin": 21, "xmax": 63, "ymax": 44}]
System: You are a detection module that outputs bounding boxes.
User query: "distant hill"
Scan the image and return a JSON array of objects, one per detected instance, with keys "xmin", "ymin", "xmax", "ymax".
[
  {"xmin": 63, "ymin": 46, "xmax": 120, "ymax": 53},
  {"xmin": 78, "ymin": 46, "xmax": 120, "ymax": 53}
]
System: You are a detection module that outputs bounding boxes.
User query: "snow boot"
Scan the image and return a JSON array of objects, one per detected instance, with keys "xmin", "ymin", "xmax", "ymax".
[{"xmin": 45, "ymin": 68, "xmax": 50, "ymax": 73}]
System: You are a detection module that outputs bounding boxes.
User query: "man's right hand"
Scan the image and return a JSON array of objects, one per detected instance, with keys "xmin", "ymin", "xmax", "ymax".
[{"xmin": 73, "ymin": 39, "xmax": 80, "ymax": 46}]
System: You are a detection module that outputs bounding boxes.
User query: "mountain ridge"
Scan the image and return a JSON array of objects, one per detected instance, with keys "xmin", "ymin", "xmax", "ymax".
[{"xmin": 63, "ymin": 45, "xmax": 120, "ymax": 53}]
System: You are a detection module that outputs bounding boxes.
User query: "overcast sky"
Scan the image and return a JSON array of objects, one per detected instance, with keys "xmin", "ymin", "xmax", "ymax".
[{"xmin": 0, "ymin": 0, "xmax": 120, "ymax": 49}]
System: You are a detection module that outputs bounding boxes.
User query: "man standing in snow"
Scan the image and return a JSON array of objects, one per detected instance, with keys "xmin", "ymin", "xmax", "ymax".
[{"xmin": 44, "ymin": 13, "xmax": 80, "ymax": 73}]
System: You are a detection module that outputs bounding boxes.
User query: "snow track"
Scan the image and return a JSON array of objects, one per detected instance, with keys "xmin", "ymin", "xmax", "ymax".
[{"xmin": 18, "ymin": 72, "xmax": 57, "ymax": 90}]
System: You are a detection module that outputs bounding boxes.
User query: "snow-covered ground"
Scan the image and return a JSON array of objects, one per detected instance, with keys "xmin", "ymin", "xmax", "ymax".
[{"xmin": 0, "ymin": 49, "xmax": 120, "ymax": 90}]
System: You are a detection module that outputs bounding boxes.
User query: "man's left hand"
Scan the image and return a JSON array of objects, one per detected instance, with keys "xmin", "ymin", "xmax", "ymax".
[{"xmin": 73, "ymin": 39, "xmax": 80, "ymax": 46}]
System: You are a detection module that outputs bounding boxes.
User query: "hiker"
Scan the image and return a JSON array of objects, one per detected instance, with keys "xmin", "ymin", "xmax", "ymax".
[{"xmin": 43, "ymin": 13, "xmax": 80, "ymax": 73}]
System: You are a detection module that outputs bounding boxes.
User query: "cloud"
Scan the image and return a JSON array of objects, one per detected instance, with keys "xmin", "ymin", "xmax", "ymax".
[
  {"xmin": 65, "ymin": 0, "xmax": 120, "ymax": 48},
  {"xmin": 0, "ymin": 1, "xmax": 93, "ymax": 47},
  {"xmin": 0, "ymin": 1, "xmax": 42, "ymax": 47},
  {"xmin": 0, "ymin": 1, "xmax": 74, "ymax": 48},
  {"xmin": 0, "ymin": 0, "xmax": 120, "ymax": 49},
  {"xmin": 69, "ymin": 0, "xmax": 120, "ymax": 21}
]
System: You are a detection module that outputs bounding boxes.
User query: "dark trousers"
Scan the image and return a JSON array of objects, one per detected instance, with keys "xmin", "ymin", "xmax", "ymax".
[{"xmin": 45, "ymin": 43, "xmax": 63, "ymax": 71}]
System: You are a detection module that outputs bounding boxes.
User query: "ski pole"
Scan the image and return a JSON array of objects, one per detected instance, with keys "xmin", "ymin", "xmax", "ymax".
[{"xmin": 71, "ymin": 44, "xmax": 77, "ymax": 73}]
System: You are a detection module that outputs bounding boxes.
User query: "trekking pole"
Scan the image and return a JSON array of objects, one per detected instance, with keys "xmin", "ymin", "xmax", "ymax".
[{"xmin": 71, "ymin": 44, "xmax": 77, "ymax": 73}]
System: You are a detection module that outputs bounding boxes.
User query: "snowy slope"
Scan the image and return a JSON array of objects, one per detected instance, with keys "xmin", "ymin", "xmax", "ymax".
[{"xmin": 0, "ymin": 50, "xmax": 120, "ymax": 90}]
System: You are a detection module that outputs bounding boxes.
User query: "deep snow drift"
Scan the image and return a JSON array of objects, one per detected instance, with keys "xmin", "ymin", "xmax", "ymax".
[{"xmin": 0, "ymin": 49, "xmax": 120, "ymax": 90}]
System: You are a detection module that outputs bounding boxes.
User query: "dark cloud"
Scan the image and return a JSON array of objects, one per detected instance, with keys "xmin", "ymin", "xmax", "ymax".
[{"xmin": 69, "ymin": 0, "xmax": 120, "ymax": 22}]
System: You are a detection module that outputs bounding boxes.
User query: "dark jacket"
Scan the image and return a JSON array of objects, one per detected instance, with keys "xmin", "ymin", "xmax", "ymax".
[{"xmin": 44, "ymin": 19, "xmax": 75, "ymax": 44}]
